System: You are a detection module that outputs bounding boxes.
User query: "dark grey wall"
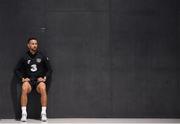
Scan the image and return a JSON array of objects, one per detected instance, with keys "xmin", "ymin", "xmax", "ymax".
[
  {"xmin": 0, "ymin": 0, "xmax": 179, "ymax": 118},
  {"xmin": 111, "ymin": 0, "xmax": 179, "ymax": 117}
]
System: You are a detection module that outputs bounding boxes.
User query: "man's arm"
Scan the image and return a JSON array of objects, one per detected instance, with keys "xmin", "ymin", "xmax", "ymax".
[
  {"xmin": 14, "ymin": 57, "xmax": 25, "ymax": 80},
  {"xmin": 43, "ymin": 56, "xmax": 52, "ymax": 80}
]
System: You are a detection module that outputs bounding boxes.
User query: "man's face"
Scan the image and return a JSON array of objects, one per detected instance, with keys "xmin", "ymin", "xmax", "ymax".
[{"xmin": 28, "ymin": 39, "xmax": 38, "ymax": 52}]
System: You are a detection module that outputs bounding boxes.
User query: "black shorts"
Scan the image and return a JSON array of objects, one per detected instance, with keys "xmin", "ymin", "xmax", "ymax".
[
  {"xmin": 22, "ymin": 77, "xmax": 45, "ymax": 90},
  {"xmin": 29, "ymin": 78, "xmax": 40, "ymax": 89}
]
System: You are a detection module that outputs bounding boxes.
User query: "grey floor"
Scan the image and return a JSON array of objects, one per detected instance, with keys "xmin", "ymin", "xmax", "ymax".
[{"xmin": 0, "ymin": 118, "xmax": 180, "ymax": 124}]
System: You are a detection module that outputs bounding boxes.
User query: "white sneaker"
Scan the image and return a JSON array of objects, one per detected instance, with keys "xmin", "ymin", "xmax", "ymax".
[
  {"xmin": 41, "ymin": 113, "xmax": 47, "ymax": 122},
  {"xmin": 21, "ymin": 113, "xmax": 27, "ymax": 122}
]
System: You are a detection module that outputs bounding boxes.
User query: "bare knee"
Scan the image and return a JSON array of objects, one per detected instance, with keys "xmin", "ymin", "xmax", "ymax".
[
  {"xmin": 22, "ymin": 82, "xmax": 31, "ymax": 94},
  {"xmin": 38, "ymin": 83, "xmax": 46, "ymax": 94},
  {"xmin": 22, "ymin": 86, "xmax": 28, "ymax": 95}
]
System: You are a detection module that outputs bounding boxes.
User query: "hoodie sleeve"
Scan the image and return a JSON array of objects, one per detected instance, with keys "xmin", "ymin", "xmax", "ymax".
[
  {"xmin": 14, "ymin": 57, "xmax": 25, "ymax": 80},
  {"xmin": 43, "ymin": 55, "xmax": 52, "ymax": 79}
]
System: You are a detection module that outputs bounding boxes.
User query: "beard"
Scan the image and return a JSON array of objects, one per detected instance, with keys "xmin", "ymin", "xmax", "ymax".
[{"xmin": 31, "ymin": 47, "xmax": 38, "ymax": 52}]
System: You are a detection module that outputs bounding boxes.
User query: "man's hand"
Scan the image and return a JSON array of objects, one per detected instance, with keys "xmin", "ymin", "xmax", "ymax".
[
  {"xmin": 38, "ymin": 77, "xmax": 46, "ymax": 82},
  {"xmin": 22, "ymin": 78, "xmax": 30, "ymax": 82}
]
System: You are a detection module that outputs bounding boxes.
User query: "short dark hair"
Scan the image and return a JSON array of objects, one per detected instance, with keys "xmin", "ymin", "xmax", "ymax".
[{"xmin": 27, "ymin": 37, "xmax": 38, "ymax": 43}]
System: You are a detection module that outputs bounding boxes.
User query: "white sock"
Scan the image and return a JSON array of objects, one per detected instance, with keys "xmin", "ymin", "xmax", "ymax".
[
  {"xmin": 41, "ymin": 106, "xmax": 46, "ymax": 114},
  {"xmin": 21, "ymin": 106, "xmax": 27, "ymax": 114}
]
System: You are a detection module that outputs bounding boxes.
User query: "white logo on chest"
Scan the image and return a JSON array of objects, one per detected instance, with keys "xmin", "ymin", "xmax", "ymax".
[
  {"xmin": 36, "ymin": 58, "xmax": 41, "ymax": 63},
  {"xmin": 27, "ymin": 60, "xmax": 31, "ymax": 64}
]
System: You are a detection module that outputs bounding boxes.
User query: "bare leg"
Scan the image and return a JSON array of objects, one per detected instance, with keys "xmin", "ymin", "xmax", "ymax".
[
  {"xmin": 36, "ymin": 82, "xmax": 47, "ymax": 106},
  {"xmin": 20, "ymin": 81, "xmax": 31, "ymax": 122},
  {"xmin": 36, "ymin": 82, "xmax": 48, "ymax": 121},
  {"xmin": 21, "ymin": 82, "xmax": 32, "ymax": 106}
]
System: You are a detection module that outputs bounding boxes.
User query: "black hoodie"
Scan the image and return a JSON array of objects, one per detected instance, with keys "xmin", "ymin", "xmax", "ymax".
[{"xmin": 15, "ymin": 51, "xmax": 52, "ymax": 81}]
